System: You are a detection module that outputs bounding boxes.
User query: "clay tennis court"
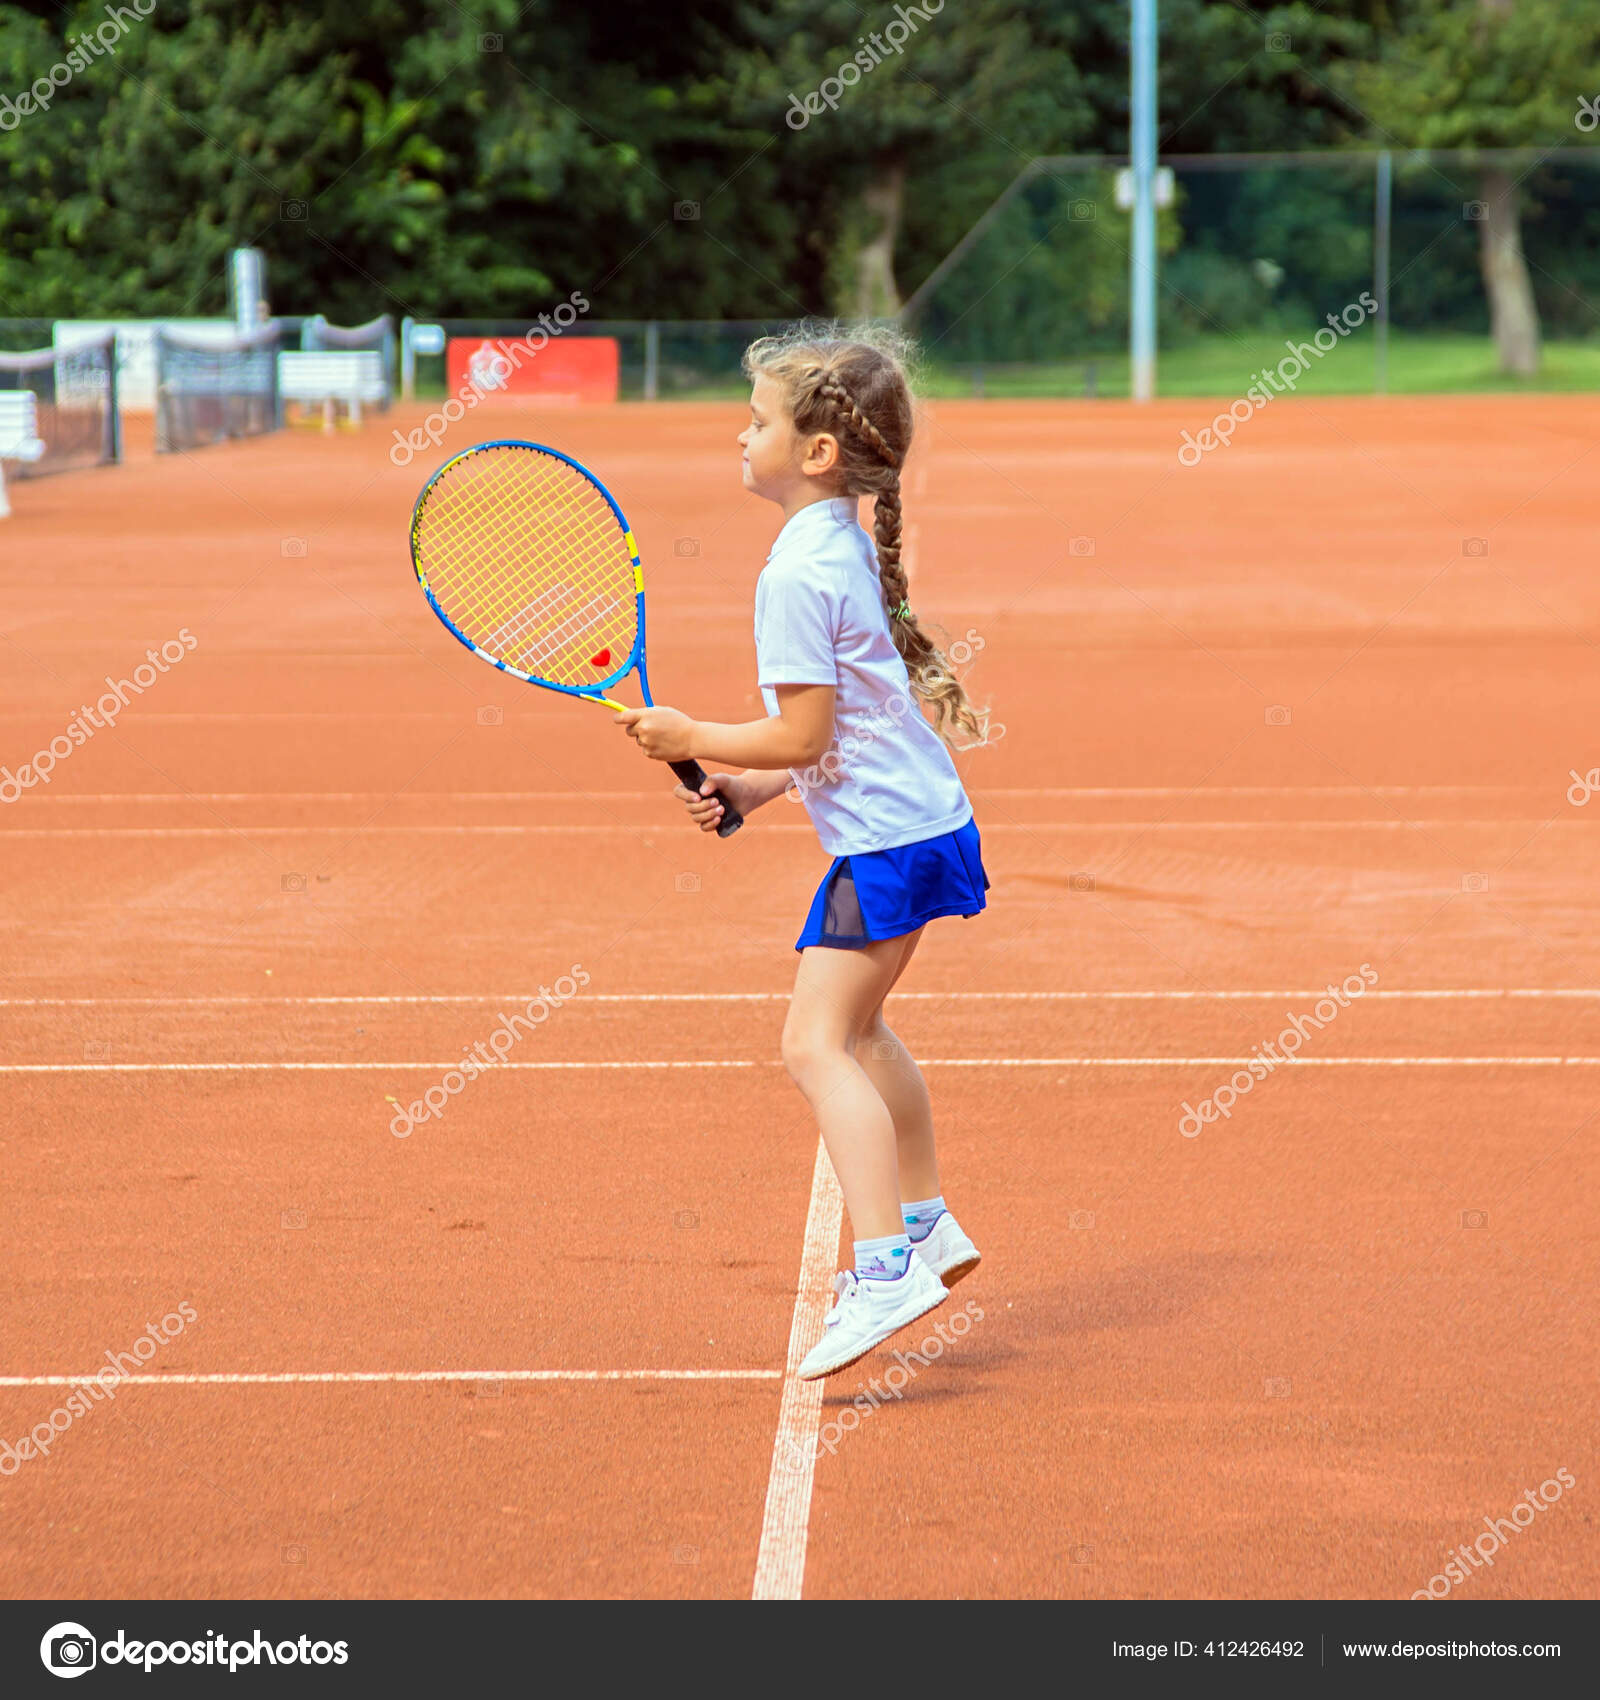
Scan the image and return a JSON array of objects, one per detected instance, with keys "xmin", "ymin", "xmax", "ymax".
[{"xmin": 1, "ymin": 393, "xmax": 1594, "ymax": 1600}]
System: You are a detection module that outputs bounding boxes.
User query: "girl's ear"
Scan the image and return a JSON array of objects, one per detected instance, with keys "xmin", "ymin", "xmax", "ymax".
[{"xmin": 800, "ymin": 430, "xmax": 841, "ymax": 480}]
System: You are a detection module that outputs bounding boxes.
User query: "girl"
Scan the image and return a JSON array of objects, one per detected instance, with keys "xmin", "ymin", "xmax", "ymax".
[{"xmin": 617, "ymin": 325, "xmax": 989, "ymax": 1380}]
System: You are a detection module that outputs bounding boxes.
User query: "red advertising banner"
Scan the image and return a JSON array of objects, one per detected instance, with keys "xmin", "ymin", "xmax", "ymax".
[{"xmin": 445, "ymin": 336, "xmax": 619, "ymax": 403}]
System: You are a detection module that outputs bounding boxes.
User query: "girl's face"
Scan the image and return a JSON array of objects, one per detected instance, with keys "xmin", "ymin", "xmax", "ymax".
[
  {"xmin": 739, "ymin": 374, "xmax": 838, "ymax": 512},
  {"xmin": 739, "ymin": 374, "xmax": 797, "ymax": 500}
]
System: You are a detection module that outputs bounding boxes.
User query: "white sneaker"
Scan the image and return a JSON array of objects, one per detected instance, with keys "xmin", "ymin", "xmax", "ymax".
[
  {"xmin": 911, "ymin": 1212, "xmax": 981, "ymax": 1288},
  {"xmin": 797, "ymin": 1251, "xmax": 948, "ymax": 1381}
]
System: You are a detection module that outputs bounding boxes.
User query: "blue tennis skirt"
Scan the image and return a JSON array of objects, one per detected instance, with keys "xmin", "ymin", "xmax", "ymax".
[{"xmin": 795, "ymin": 817, "xmax": 990, "ymax": 951}]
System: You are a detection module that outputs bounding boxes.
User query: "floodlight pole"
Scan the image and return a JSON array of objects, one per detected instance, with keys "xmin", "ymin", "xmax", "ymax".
[{"xmin": 1130, "ymin": 0, "xmax": 1158, "ymax": 401}]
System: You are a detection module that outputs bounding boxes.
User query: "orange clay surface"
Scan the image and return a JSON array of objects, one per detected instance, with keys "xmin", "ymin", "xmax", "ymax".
[{"xmin": 0, "ymin": 393, "xmax": 1595, "ymax": 1600}]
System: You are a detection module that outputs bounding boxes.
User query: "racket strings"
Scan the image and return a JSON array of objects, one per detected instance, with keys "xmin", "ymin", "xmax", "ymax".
[
  {"xmin": 433, "ymin": 459, "xmax": 631, "ymax": 676},
  {"xmin": 414, "ymin": 446, "xmax": 639, "ymax": 687}
]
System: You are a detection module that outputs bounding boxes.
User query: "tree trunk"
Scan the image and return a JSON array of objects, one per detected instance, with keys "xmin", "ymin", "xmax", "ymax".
[
  {"xmin": 1477, "ymin": 166, "xmax": 1540, "ymax": 376},
  {"xmin": 851, "ymin": 158, "xmax": 904, "ymax": 320}
]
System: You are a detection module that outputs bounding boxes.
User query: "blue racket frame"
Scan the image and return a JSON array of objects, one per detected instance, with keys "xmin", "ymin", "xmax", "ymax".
[{"xmin": 410, "ymin": 439, "xmax": 652, "ymax": 706}]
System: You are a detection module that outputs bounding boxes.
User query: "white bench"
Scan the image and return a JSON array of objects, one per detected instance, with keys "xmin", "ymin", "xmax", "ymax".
[
  {"xmin": 0, "ymin": 390, "xmax": 46, "ymax": 518},
  {"xmin": 277, "ymin": 350, "xmax": 387, "ymax": 429}
]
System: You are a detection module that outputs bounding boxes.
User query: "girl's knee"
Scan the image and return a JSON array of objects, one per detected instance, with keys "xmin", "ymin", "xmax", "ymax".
[{"xmin": 781, "ymin": 1018, "xmax": 842, "ymax": 1085}]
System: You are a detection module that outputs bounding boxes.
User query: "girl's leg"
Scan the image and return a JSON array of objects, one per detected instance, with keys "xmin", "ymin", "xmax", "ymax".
[
  {"xmin": 782, "ymin": 937, "xmax": 919, "ymax": 1242},
  {"xmin": 850, "ymin": 928, "xmax": 980, "ymax": 1290},
  {"xmin": 853, "ymin": 929, "xmax": 942, "ymax": 1203}
]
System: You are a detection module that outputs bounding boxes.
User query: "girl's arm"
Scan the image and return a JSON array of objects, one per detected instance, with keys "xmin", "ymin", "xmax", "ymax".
[
  {"xmin": 618, "ymin": 684, "xmax": 835, "ymax": 770},
  {"xmin": 727, "ymin": 769, "xmax": 794, "ymax": 807}
]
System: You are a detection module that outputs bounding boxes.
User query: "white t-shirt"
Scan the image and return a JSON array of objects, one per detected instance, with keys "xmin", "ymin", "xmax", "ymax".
[{"xmin": 753, "ymin": 497, "xmax": 972, "ymax": 858}]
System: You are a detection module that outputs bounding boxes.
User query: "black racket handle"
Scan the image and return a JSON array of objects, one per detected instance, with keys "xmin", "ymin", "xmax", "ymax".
[{"xmin": 670, "ymin": 760, "xmax": 744, "ymax": 837}]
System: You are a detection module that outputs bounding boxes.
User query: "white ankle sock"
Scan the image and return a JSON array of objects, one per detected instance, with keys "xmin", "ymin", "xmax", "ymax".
[
  {"xmin": 854, "ymin": 1233, "xmax": 912, "ymax": 1281},
  {"xmin": 902, "ymin": 1196, "xmax": 946, "ymax": 1243}
]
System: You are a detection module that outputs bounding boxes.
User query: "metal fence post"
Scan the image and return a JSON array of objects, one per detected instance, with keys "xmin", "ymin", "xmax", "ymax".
[
  {"xmin": 107, "ymin": 331, "xmax": 122, "ymax": 463},
  {"xmin": 1373, "ymin": 150, "xmax": 1392, "ymax": 395}
]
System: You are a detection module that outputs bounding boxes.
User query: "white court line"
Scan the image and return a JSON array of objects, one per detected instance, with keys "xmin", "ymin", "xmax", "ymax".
[
  {"xmin": 0, "ymin": 820, "xmax": 1585, "ymax": 839},
  {"xmin": 6, "ymin": 1057, "xmax": 1600, "ymax": 1074},
  {"xmin": 3, "ymin": 989, "xmax": 1598, "ymax": 1007},
  {"xmin": 0, "ymin": 1369, "xmax": 778, "ymax": 1387},
  {"xmin": 752, "ymin": 1137, "xmax": 842, "ymax": 1602},
  {"xmin": 7, "ymin": 785, "xmax": 1539, "ymax": 803}
]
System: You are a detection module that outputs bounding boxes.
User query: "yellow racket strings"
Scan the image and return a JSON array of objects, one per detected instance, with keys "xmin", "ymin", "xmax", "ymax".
[{"xmin": 416, "ymin": 446, "xmax": 639, "ymax": 689}]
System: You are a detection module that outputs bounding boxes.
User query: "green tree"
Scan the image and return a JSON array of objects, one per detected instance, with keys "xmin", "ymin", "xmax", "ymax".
[
  {"xmin": 1064, "ymin": 0, "xmax": 1380, "ymax": 156},
  {"xmin": 0, "ymin": 0, "xmax": 796, "ymax": 321},
  {"xmin": 1346, "ymin": 0, "xmax": 1600, "ymax": 374},
  {"xmin": 0, "ymin": 3, "xmax": 357, "ymax": 317},
  {"xmin": 720, "ymin": 0, "xmax": 1091, "ymax": 319}
]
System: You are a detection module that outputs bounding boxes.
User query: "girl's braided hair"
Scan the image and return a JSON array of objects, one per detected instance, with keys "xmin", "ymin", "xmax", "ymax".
[{"xmin": 741, "ymin": 322, "xmax": 988, "ymax": 748}]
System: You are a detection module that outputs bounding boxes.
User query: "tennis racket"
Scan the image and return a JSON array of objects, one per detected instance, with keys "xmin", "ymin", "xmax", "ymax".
[{"xmin": 410, "ymin": 439, "xmax": 743, "ymax": 836}]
